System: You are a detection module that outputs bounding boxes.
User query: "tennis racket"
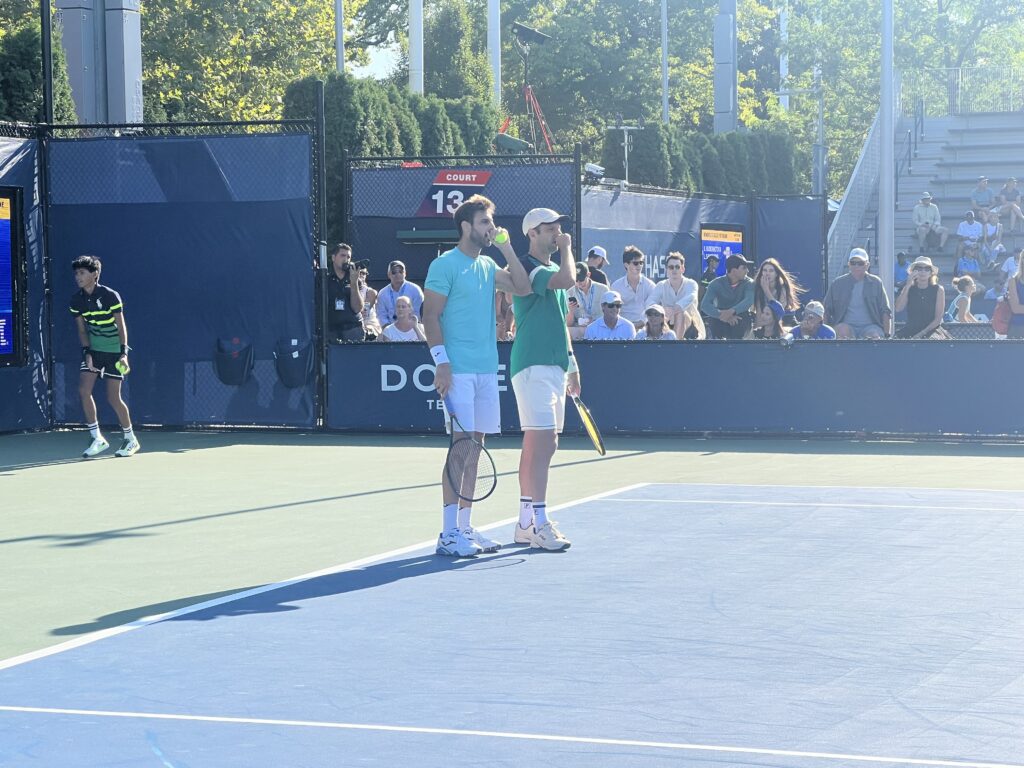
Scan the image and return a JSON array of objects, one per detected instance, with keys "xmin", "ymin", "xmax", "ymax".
[
  {"xmin": 572, "ymin": 395, "xmax": 605, "ymax": 456},
  {"xmin": 443, "ymin": 397, "xmax": 498, "ymax": 503}
]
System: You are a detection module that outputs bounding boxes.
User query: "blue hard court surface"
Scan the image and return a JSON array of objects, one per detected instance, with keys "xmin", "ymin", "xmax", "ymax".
[{"xmin": 1, "ymin": 483, "xmax": 1022, "ymax": 767}]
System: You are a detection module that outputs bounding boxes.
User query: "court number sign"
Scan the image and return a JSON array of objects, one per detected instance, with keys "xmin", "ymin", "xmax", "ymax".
[{"xmin": 416, "ymin": 170, "xmax": 493, "ymax": 217}]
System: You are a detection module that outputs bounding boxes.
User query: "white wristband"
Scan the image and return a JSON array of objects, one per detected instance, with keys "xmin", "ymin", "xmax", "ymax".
[
  {"xmin": 566, "ymin": 354, "xmax": 579, "ymax": 374},
  {"xmin": 430, "ymin": 345, "xmax": 450, "ymax": 365}
]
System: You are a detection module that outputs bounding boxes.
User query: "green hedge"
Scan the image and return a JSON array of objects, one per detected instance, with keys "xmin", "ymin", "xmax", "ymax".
[
  {"xmin": 600, "ymin": 125, "xmax": 797, "ymax": 196},
  {"xmin": 284, "ymin": 72, "xmax": 498, "ymax": 241},
  {"xmin": 0, "ymin": 21, "xmax": 76, "ymax": 123}
]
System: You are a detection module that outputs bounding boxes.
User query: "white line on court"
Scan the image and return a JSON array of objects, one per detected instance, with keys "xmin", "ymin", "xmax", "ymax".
[
  {"xmin": 0, "ymin": 483, "xmax": 650, "ymax": 672},
  {"xmin": 0, "ymin": 705, "xmax": 1019, "ymax": 768},
  {"xmin": 605, "ymin": 498, "xmax": 1024, "ymax": 513},
  {"xmin": 642, "ymin": 481, "xmax": 1024, "ymax": 495}
]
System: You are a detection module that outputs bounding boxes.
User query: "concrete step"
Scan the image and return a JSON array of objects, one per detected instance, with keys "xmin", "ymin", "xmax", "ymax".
[{"xmin": 941, "ymin": 142, "xmax": 1024, "ymax": 160}]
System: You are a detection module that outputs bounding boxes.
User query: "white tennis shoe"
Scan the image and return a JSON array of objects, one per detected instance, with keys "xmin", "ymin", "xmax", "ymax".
[
  {"xmin": 530, "ymin": 522, "xmax": 571, "ymax": 551},
  {"xmin": 115, "ymin": 437, "xmax": 141, "ymax": 457},
  {"xmin": 436, "ymin": 529, "xmax": 482, "ymax": 558},
  {"xmin": 513, "ymin": 524, "xmax": 535, "ymax": 544},
  {"xmin": 82, "ymin": 436, "xmax": 110, "ymax": 458},
  {"xmin": 464, "ymin": 527, "xmax": 500, "ymax": 553}
]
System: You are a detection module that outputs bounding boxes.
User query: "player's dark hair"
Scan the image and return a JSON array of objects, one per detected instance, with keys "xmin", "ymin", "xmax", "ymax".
[
  {"xmin": 72, "ymin": 255, "xmax": 101, "ymax": 274},
  {"xmin": 453, "ymin": 194, "xmax": 495, "ymax": 237},
  {"xmin": 329, "ymin": 243, "xmax": 352, "ymax": 257},
  {"xmin": 622, "ymin": 245, "xmax": 644, "ymax": 265}
]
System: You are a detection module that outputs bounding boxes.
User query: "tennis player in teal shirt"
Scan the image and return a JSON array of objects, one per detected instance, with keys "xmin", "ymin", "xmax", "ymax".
[
  {"xmin": 510, "ymin": 208, "xmax": 579, "ymax": 551},
  {"xmin": 422, "ymin": 194, "xmax": 531, "ymax": 558}
]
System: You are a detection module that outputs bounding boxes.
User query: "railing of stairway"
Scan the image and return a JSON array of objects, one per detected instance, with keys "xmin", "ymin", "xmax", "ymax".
[
  {"xmin": 902, "ymin": 67, "xmax": 1024, "ymax": 116},
  {"xmin": 894, "ymin": 98, "xmax": 925, "ymax": 209}
]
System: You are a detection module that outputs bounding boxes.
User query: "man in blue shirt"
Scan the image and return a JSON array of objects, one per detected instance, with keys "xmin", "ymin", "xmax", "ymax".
[
  {"xmin": 786, "ymin": 300, "xmax": 836, "ymax": 340},
  {"xmin": 422, "ymin": 195, "xmax": 531, "ymax": 557}
]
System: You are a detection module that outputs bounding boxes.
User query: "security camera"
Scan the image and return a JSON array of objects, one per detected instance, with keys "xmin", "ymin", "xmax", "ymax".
[
  {"xmin": 584, "ymin": 163, "xmax": 605, "ymax": 179},
  {"xmin": 511, "ymin": 22, "xmax": 551, "ymax": 46}
]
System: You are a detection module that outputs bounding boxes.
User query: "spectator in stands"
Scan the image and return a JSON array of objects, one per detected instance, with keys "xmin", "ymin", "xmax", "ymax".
[
  {"xmin": 359, "ymin": 267, "xmax": 382, "ymax": 341},
  {"xmin": 823, "ymin": 248, "xmax": 891, "ymax": 339},
  {"xmin": 649, "ymin": 251, "xmax": 699, "ymax": 339},
  {"xmin": 1000, "ymin": 247, "xmax": 1022, "ymax": 285},
  {"xmin": 326, "ymin": 243, "xmax": 365, "ymax": 342},
  {"xmin": 970, "ymin": 176, "xmax": 996, "ymax": 218},
  {"xmin": 375, "ymin": 260, "xmax": 424, "ymax": 327},
  {"xmin": 753, "ymin": 299, "xmax": 787, "ymax": 339},
  {"xmin": 753, "ymin": 257, "xmax": 803, "ymax": 320},
  {"xmin": 636, "ymin": 304, "xmax": 677, "ymax": 340},
  {"xmin": 378, "ymin": 295, "xmax": 427, "ymax": 342},
  {"xmin": 611, "ymin": 245, "xmax": 656, "ymax": 328},
  {"xmin": 586, "ymin": 246, "xmax": 610, "ymax": 285},
  {"xmin": 912, "ymin": 192, "xmax": 949, "ymax": 252},
  {"xmin": 584, "ymin": 290, "xmax": 637, "ymax": 340},
  {"xmin": 785, "ymin": 300, "xmax": 836, "ymax": 340},
  {"xmin": 954, "ymin": 243, "xmax": 985, "ymax": 293},
  {"xmin": 567, "ymin": 261, "xmax": 606, "ymax": 340},
  {"xmin": 894, "ymin": 250, "xmax": 911, "ymax": 290},
  {"xmin": 945, "ymin": 277, "xmax": 981, "ymax": 323},
  {"xmin": 955, "ymin": 210, "xmax": 983, "ymax": 260},
  {"xmin": 894, "ymin": 256, "xmax": 946, "ymax": 339},
  {"xmin": 699, "ymin": 254, "xmax": 756, "ymax": 339},
  {"xmin": 982, "ymin": 210, "xmax": 1005, "ymax": 269},
  {"xmin": 996, "ymin": 177, "xmax": 1024, "ymax": 232},
  {"xmin": 985, "ymin": 272, "xmax": 1008, "ymax": 300},
  {"xmin": 1006, "ymin": 252, "xmax": 1024, "ymax": 338}
]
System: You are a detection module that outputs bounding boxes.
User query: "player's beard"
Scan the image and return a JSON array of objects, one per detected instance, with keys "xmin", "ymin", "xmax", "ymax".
[{"xmin": 470, "ymin": 229, "xmax": 490, "ymax": 251}]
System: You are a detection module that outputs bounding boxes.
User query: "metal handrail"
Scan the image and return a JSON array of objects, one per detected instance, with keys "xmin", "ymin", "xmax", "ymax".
[
  {"xmin": 827, "ymin": 110, "xmax": 881, "ymax": 281},
  {"xmin": 893, "ymin": 99, "xmax": 925, "ymax": 209},
  {"xmin": 903, "ymin": 67, "xmax": 1024, "ymax": 116}
]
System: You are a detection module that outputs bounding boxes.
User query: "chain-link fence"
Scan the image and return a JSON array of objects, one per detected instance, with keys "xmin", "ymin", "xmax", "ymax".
[{"xmin": 0, "ymin": 121, "xmax": 40, "ymax": 139}]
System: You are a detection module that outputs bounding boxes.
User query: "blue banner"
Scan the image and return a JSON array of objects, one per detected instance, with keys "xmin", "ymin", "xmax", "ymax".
[
  {"xmin": 0, "ymin": 194, "xmax": 12, "ymax": 358},
  {"xmin": 327, "ymin": 340, "xmax": 1024, "ymax": 437}
]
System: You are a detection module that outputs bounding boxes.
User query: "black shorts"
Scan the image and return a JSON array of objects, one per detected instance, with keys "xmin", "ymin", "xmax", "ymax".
[{"xmin": 81, "ymin": 350, "xmax": 124, "ymax": 380}]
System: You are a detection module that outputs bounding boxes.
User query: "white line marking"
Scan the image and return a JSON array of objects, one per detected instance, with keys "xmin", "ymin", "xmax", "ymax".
[
  {"xmin": 0, "ymin": 483, "xmax": 650, "ymax": 672},
  {"xmin": 642, "ymin": 481, "xmax": 1024, "ymax": 495},
  {"xmin": 0, "ymin": 705, "xmax": 1018, "ymax": 768},
  {"xmin": 605, "ymin": 498, "xmax": 1024, "ymax": 513}
]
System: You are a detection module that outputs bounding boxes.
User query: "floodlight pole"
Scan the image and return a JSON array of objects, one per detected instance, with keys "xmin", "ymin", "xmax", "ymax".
[
  {"xmin": 40, "ymin": 0, "xmax": 54, "ymax": 122},
  {"xmin": 487, "ymin": 0, "xmax": 501, "ymax": 106},
  {"xmin": 409, "ymin": 0, "xmax": 424, "ymax": 94},
  {"xmin": 660, "ymin": 0, "xmax": 669, "ymax": 124},
  {"xmin": 617, "ymin": 124, "xmax": 643, "ymax": 185},
  {"xmin": 335, "ymin": 0, "xmax": 344, "ymax": 72},
  {"xmin": 879, "ymin": 0, "xmax": 895, "ymax": 309}
]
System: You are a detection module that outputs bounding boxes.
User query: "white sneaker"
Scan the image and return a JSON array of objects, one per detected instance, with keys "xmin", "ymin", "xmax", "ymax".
[
  {"xmin": 513, "ymin": 524, "xmax": 535, "ymax": 544},
  {"xmin": 530, "ymin": 521, "xmax": 571, "ymax": 551},
  {"xmin": 82, "ymin": 436, "xmax": 110, "ymax": 458},
  {"xmin": 436, "ymin": 529, "xmax": 482, "ymax": 558},
  {"xmin": 115, "ymin": 437, "xmax": 141, "ymax": 457},
  {"xmin": 464, "ymin": 527, "xmax": 500, "ymax": 553}
]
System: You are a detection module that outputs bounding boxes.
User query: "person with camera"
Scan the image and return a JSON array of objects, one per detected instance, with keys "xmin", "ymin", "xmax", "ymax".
[{"xmin": 326, "ymin": 243, "xmax": 365, "ymax": 342}]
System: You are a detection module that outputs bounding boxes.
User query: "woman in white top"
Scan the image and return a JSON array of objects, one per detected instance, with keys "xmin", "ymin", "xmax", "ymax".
[
  {"xmin": 378, "ymin": 295, "xmax": 427, "ymax": 342},
  {"xmin": 946, "ymin": 276, "xmax": 980, "ymax": 323},
  {"xmin": 635, "ymin": 304, "xmax": 677, "ymax": 340}
]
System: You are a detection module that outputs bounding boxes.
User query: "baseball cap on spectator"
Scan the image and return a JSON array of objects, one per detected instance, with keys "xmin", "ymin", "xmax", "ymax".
[
  {"xmin": 388, "ymin": 260, "xmax": 406, "ymax": 271},
  {"xmin": 766, "ymin": 299, "xmax": 786, "ymax": 319},
  {"xmin": 575, "ymin": 261, "xmax": 589, "ymax": 280},
  {"xmin": 645, "ymin": 304, "xmax": 666, "ymax": 317},
  {"xmin": 522, "ymin": 207, "xmax": 570, "ymax": 235},
  {"xmin": 601, "ymin": 290, "xmax": 623, "ymax": 306},
  {"xmin": 725, "ymin": 254, "xmax": 754, "ymax": 270},
  {"xmin": 706, "ymin": 253, "xmax": 720, "ymax": 262},
  {"xmin": 848, "ymin": 248, "xmax": 869, "ymax": 264},
  {"xmin": 587, "ymin": 246, "xmax": 608, "ymax": 264},
  {"xmin": 920, "ymin": 191, "xmax": 933, "ymax": 200},
  {"xmin": 965, "ymin": 210, "xmax": 975, "ymax": 217},
  {"xmin": 803, "ymin": 300, "xmax": 825, "ymax": 319},
  {"xmin": 978, "ymin": 175, "xmax": 988, "ymax": 181}
]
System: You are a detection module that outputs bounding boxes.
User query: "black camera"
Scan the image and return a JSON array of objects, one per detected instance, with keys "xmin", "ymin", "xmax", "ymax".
[{"xmin": 344, "ymin": 258, "xmax": 371, "ymax": 272}]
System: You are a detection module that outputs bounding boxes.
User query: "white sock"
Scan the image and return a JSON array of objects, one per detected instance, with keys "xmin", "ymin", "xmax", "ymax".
[
  {"xmin": 534, "ymin": 501, "xmax": 549, "ymax": 528},
  {"xmin": 442, "ymin": 503, "xmax": 458, "ymax": 533},
  {"xmin": 123, "ymin": 426, "xmax": 134, "ymax": 440},
  {"xmin": 88, "ymin": 422, "xmax": 101, "ymax": 440},
  {"xmin": 457, "ymin": 506, "xmax": 472, "ymax": 530},
  {"xmin": 518, "ymin": 497, "xmax": 533, "ymax": 529}
]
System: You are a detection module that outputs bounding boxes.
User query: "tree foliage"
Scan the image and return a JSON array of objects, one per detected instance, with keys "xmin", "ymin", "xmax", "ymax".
[{"xmin": 0, "ymin": 16, "xmax": 76, "ymax": 123}]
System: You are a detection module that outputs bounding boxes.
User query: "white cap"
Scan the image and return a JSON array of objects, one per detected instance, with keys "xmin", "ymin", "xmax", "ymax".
[
  {"xmin": 587, "ymin": 245, "xmax": 607, "ymax": 262},
  {"xmin": 803, "ymin": 300, "xmax": 825, "ymax": 319},
  {"xmin": 848, "ymin": 247, "xmax": 869, "ymax": 263},
  {"xmin": 645, "ymin": 303, "xmax": 666, "ymax": 316},
  {"xmin": 522, "ymin": 207, "xmax": 570, "ymax": 235},
  {"xmin": 601, "ymin": 290, "xmax": 623, "ymax": 305}
]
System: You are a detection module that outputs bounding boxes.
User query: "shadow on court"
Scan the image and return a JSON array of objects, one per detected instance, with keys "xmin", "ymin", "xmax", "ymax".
[{"xmin": 51, "ymin": 548, "xmax": 543, "ymax": 637}]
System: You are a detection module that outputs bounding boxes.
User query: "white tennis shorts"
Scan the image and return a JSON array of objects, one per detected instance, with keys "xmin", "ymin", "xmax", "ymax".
[
  {"xmin": 511, "ymin": 365, "xmax": 566, "ymax": 432},
  {"xmin": 442, "ymin": 373, "xmax": 501, "ymax": 434}
]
